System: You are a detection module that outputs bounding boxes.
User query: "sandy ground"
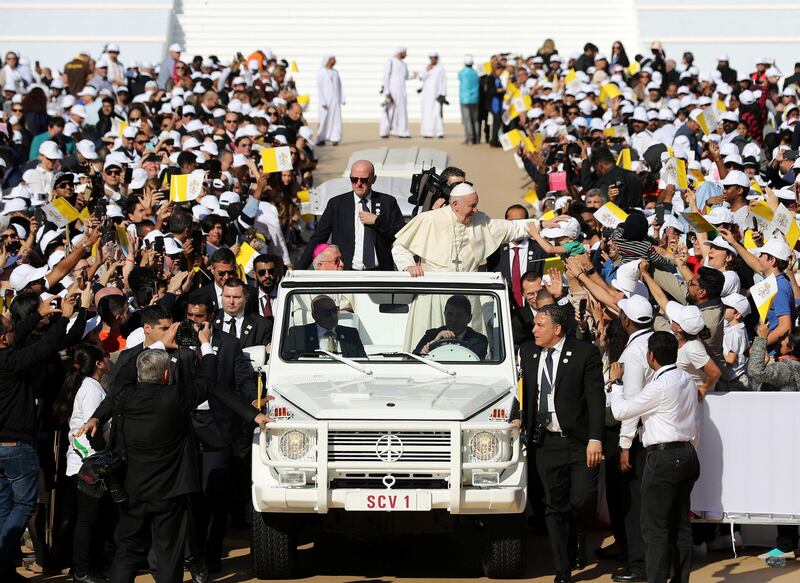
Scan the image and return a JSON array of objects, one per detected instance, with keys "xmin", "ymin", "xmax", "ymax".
[{"xmin": 19, "ymin": 122, "xmax": 796, "ymax": 582}]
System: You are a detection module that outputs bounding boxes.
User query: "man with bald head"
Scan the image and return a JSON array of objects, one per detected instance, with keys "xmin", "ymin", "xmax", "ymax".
[{"xmin": 296, "ymin": 159, "xmax": 405, "ymax": 270}]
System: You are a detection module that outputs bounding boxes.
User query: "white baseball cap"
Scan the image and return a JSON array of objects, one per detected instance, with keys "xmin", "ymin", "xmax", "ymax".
[
  {"xmin": 702, "ymin": 236, "xmax": 738, "ymax": 256},
  {"xmin": 703, "ymin": 207, "xmax": 735, "ymax": 226},
  {"xmin": 665, "ymin": 301, "xmax": 705, "ymax": 335},
  {"xmin": 10, "ymin": 264, "xmax": 49, "ymax": 291},
  {"xmin": 39, "ymin": 141, "xmax": 63, "ymax": 160},
  {"xmin": 540, "ymin": 217, "xmax": 581, "ymax": 240},
  {"xmin": 721, "ymin": 292, "xmax": 751, "ymax": 317},
  {"xmin": 169, "ymin": 43, "xmax": 183, "ymax": 53},
  {"xmin": 76, "ymin": 139, "xmax": 98, "ymax": 160},
  {"xmin": 618, "ymin": 295, "xmax": 653, "ymax": 324},
  {"xmin": 721, "ymin": 170, "xmax": 750, "ymax": 188},
  {"xmin": 754, "ymin": 237, "xmax": 792, "ymax": 261}
]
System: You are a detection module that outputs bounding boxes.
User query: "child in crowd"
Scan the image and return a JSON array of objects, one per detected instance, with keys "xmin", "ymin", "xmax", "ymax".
[
  {"xmin": 720, "ymin": 293, "xmax": 751, "ymax": 390},
  {"xmin": 530, "ymin": 216, "xmax": 586, "ymax": 257}
]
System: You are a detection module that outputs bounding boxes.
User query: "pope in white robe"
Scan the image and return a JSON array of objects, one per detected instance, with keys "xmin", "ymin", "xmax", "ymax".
[
  {"xmin": 380, "ymin": 47, "xmax": 415, "ymax": 138},
  {"xmin": 316, "ymin": 55, "xmax": 344, "ymax": 145},
  {"xmin": 419, "ymin": 52, "xmax": 447, "ymax": 138},
  {"xmin": 392, "ymin": 183, "xmax": 562, "ymax": 351}
]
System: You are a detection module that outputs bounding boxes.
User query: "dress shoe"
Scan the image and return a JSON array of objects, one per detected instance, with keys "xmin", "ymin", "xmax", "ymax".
[
  {"xmin": 596, "ymin": 542, "xmax": 628, "ymax": 560},
  {"xmin": 612, "ymin": 568, "xmax": 647, "ymax": 582},
  {"xmin": 554, "ymin": 573, "xmax": 572, "ymax": 583},
  {"xmin": 74, "ymin": 572, "xmax": 109, "ymax": 583}
]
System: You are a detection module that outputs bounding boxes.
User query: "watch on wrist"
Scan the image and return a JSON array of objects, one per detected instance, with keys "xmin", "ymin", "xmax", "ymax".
[{"xmin": 585, "ymin": 267, "xmax": 596, "ymax": 276}]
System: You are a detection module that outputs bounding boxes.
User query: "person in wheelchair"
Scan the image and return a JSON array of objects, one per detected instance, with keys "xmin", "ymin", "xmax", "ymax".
[{"xmin": 413, "ymin": 294, "xmax": 488, "ymax": 359}]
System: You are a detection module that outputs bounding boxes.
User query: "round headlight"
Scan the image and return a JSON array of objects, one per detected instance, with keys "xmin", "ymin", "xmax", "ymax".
[
  {"xmin": 469, "ymin": 431, "xmax": 500, "ymax": 462},
  {"xmin": 279, "ymin": 430, "xmax": 310, "ymax": 460}
]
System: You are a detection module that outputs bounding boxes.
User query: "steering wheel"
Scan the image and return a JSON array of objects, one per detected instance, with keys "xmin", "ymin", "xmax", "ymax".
[{"xmin": 427, "ymin": 336, "xmax": 469, "ymax": 352}]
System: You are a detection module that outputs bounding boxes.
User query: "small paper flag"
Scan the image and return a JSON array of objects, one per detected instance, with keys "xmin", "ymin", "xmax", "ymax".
[
  {"xmin": 290, "ymin": 60, "xmax": 299, "ymax": 73},
  {"xmin": 296, "ymin": 94, "xmax": 310, "ymax": 108},
  {"xmin": 51, "ymin": 197, "xmax": 81, "ymax": 223},
  {"xmin": 236, "ymin": 241, "xmax": 258, "ymax": 278},
  {"xmin": 543, "ymin": 256, "xmax": 565, "ymax": 273},
  {"xmin": 517, "ymin": 377, "xmax": 524, "ymax": 411},
  {"xmin": 564, "ymin": 69, "xmax": 576, "ymax": 85},
  {"xmin": 743, "ymin": 230, "xmax": 758, "ymax": 249},
  {"xmin": 169, "ymin": 170, "xmax": 205, "ymax": 202},
  {"xmin": 599, "ymin": 82, "xmax": 622, "ymax": 108},
  {"xmin": 616, "ymin": 148, "xmax": 632, "ymax": 170},
  {"xmin": 752, "ymin": 274, "xmax": 778, "ymax": 323},
  {"xmin": 750, "ymin": 200, "xmax": 775, "ymax": 223},
  {"xmin": 542, "ymin": 210, "xmax": 556, "ymax": 221},
  {"xmin": 499, "ymin": 129, "xmax": 525, "ymax": 152},
  {"xmin": 523, "ymin": 188, "xmax": 538, "ymax": 205},
  {"xmin": 716, "ymin": 99, "xmax": 727, "ymax": 113},
  {"xmin": 626, "ymin": 61, "xmax": 641, "ymax": 77},
  {"xmin": 261, "ymin": 146, "xmax": 293, "ymax": 173},
  {"xmin": 593, "ymin": 202, "xmax": 628, "ymax": 229},
  {"xmin": 682, "ymin": 211, "xmax": 717, "ymax": 235},
  {"xmin": 482, "ymin": 62, "xmax": 492, "ymax": 74},
  {"xmin": 750, "ymin": 179, "xmax": 763, "ymax": 194},
  {"xmin": 695, "ymin": 108, "xmax": 719, "ymax": 136}
]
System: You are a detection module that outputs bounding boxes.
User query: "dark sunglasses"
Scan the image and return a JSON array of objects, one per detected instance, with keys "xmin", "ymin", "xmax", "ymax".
[
  {"xmin": 11, "ymin": 107, "xmax": 23, "ymax": 113},
  {"xmin": 135, "ymin": 140, "xmax": 148, "ymax": 145},
  {"xmin": 105, "ymin": 169, "xmax": 121, "ymax": 176},
  {"xmin": 257, "ymin": 268, "xmax": 277, "ymax": 277},
  {"xmin": 313, "ymin": 308, "xmax": 339, "ymax": 316},
  {"xmin": 215, "ymin": 269, "xmax": 237, "ymax": 277},
  {"xmin": 55, "ymin": 182, "xmax": 74, "ymax": 189},
  {"xmin": 349, "ymin": 176, "xmax": 370, "ymax": 184}
]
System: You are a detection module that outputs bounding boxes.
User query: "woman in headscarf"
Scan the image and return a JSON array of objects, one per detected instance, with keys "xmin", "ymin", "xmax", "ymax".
[
  {"xmin": 316, "ymin": 54, "xmax": 344, "ymax": 145},
  {"xmin": 610, "ymin": 41, "xmax": 630, "ymax": 68}
]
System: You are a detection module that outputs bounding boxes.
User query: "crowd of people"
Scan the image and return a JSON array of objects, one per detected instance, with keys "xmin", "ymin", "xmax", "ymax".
[{"xmin": 0, "ymin": 35, "xmax": 799, "ymax": 583}]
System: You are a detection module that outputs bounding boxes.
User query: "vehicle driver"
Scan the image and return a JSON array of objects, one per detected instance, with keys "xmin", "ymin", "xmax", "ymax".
[{"xmin": 413, "ymin": 294, "xmax": 488, "ymax": 359}]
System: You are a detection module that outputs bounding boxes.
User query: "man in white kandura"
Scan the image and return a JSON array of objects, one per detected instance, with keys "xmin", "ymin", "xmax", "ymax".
[
  {"xmin": 380, "ymin": 47, "xmax": 415, "ymax": 138},
  {"xmin": 316, "ymin": 54, "xmax": 344, "ymax": 146},
  {"xmin": 393, "ymin": 182, "xmax": 567, "ymax": 347},
  {"xmin": 419, "ymin": 52, "xmax": 447, "ymax": 138}
]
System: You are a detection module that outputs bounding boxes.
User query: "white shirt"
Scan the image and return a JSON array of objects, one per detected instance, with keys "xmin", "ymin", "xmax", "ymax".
[
  {"xmin": 609, "ymin": 364, "xmax": 698, "ymax": 447},
  {"xmin": 352, "ymin": 192, "xmax": 377, "ymax": 271},
  {"xmin": 66, "ymin": 377, "xmax": 108, "ymax": 476},
  {"xmin": 214, "ymin": 283, "xmax": 224, "ymax": 309},
  {"xmin": 723, "ymin": 321, "xmax": 749, "ymax": 378},
  {"xmin": 537, "ymin": 337, "xmax": 566, "ymax": 432},
  {"xmin": 317, "ymin": 325, "xmax": 338, "ymax": 351},
  {"xmin": 617, "ymin": 329, "xmax": 654, "ymax": 449},
  {"xmin": 508, "ymin": 239, "xmax": 528, "ymax": 278},
  {"xmin": 222, "ymin": 311, "xmax": 245, "ymax": 338},
  {"xmin": 677, "ymin": 339, "xmax": 711, "ymax": 389}
]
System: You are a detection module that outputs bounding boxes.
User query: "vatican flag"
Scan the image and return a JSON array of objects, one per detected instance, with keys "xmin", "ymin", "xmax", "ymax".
[
  {"xmin": 499, "ymin": 129, "xmax": 524, "ymax": 151},
  {"xmin": 169, "ymin": 170, "xmax": 205, "ymax": 203},
  {"xmin": 751, "ymin": 274, "xmax": 778, "ymax": 323},
  {"xmin": 261, "ymin": 146, "xmax": 293, "ymax": 173}
]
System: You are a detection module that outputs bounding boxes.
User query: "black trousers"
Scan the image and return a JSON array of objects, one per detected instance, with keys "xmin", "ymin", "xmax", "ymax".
[
  {"xmin": 535, "ymin": 432, "xmax": 599, "ymax": 575},
  {"xmin": 110, "ymin": 495, "xmax": 191, "ymax": 583},
  {"xmin": 490, "ymin": 111, "xmax": 503, "ymax": 146},
  {"xmin": 623, "ymin": 440, "xmax": 646, "ymax": 576},
  {"xmin": 193, "ymin": 449, "xmax": 232, "ymax": 562},
  {"xmin": 640, "ymin": 444, "xmax": 699, "ymax": 583},
  {"xmin": 71, "ymin": 476, "xmax": 109, "ymax": 575},
  {"xmin": 603, "ymin": 426, "xmax": 627, "ymax": 547}
]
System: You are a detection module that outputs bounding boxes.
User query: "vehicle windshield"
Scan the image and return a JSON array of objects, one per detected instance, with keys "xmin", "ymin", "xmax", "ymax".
[{"xmin": 280, "ymin": 290, "xmax": 505, "ymax": 364}]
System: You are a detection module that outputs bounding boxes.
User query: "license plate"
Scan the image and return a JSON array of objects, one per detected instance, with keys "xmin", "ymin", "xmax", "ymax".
[{"xmin": 345, "ymin": 491, "xmax": 432, "ymax": 511}]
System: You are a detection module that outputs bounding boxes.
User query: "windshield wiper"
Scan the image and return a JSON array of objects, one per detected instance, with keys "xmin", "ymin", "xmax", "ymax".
[
  {"xmin": 316, "ymin": 349, "xmax": 373, "ymax": 375},
  {"xmin": 371, "ymin": 352, "xmax": 456, "ymax": 376}
]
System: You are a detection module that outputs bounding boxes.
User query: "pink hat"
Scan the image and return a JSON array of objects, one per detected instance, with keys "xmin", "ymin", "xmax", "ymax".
[{"xmin": 313, "ymin": 243, "xmax": 331, "ymax": 258}]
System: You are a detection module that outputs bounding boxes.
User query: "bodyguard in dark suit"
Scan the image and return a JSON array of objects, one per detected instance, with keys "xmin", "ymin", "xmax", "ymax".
[
  {"xmin": 186, "ymin": 248, "xmax": 259, "ymax": 315},
  {"xmin": 486, "ymin": 205, "xmax": 550, "ymax": 308},
  {"xmin": 511, "ymin": 304, "xmax": 605, "ymax": 583},
  {"xmin": 282, "ymin": 295, "xmax": 366, "ymax": 358},
  {"xmin": 186, "ymin": 298, "xmax": 258, "ymax": 571},
  {"xmin": 295, "ymin": 160, "xmax": 405, "ymax": 270},
  {"xmin": 210, "ymin": 278, "xmax": 272, "ymax": 349},
  {"xmin": 412, "ymin": 294, "xmax": 488, "ymax": 359}
]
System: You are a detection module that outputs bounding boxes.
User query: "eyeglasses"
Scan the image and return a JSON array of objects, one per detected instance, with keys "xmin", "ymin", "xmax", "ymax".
[
  {"xmin": 257, "ymin": 268, "xmax": 277, "ymax": 276},
  {"xmin": 215, "ymin": 269, "xmax": 237, "ymax": 277},
  {"xmin": 267, "ymin": 111, "xmax": 278, "ymax": 117},
  {"xmin": 225, "ymin": 118, "xmax": 238, "ymax": 124},
  {"xmin": 105, "ymin": 169, "xmax": 121, "ymax": 176},
  {"xmin": 183, "ymin": 113, "xmax": 196, "ymax": 118},
  {"xmin": 135, "ymin": 140, "xmax": 148, "ymax": 145},
  {"xmin": 0, "ymin": 234, "xmax": 17, "ymax": 241},
  {"xmin": 11, "ymin": 107, "xmax": 22, "ymax": 113},
  {"xmin": 349, "ymin": 176, "xmax": 370, "ymax": 184},
  {"xmin": 55, "ymin": 182, "xmax": 74, "ymax": 189},
  {"xmin": 318, "ymin": 257, "xmax": 343, "ymax": 266}
]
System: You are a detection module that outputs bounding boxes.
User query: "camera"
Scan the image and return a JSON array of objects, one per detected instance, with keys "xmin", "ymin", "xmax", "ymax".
[
  {"xmin": 531, "ymin": 422, "xmax": 547, "ymax": 446},
  {"xmin": 153, "ymin": 235, "xmax": 165, "ymax": 255},
  {"xmin": 408, "ymin": 167, "xmax": 453, "ymax": 213},
  {"xmin": 176, "ymin": 319, "xmax": 200, "ymax": 347},
  {"xmin": 77, "ymin": 450, "xmax": 127, "ymax": 503}
]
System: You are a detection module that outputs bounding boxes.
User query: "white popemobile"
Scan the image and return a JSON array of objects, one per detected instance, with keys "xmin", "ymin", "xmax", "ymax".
[{"xmin": 251, "ymin": 271, "xmax": 526, "ymax": 579}]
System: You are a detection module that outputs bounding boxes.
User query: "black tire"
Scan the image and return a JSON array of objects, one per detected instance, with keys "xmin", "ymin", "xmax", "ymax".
[
  {"xmin": 481, "ymin": 515, "xmax": 526, "ymax": 579},
  {"xmin": 251, "ymin": 509, "xmax": 298, "ymax": 579}
]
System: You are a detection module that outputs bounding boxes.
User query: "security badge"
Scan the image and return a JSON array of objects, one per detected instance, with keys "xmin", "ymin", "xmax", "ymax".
[{"xmin": 374, "ymin": 201, "xmax": 382, "ymax": 216}]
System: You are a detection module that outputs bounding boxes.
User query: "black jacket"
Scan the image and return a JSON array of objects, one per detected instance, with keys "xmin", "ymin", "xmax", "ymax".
[
  {"xmin": 0, "ymin": 314, "xmax": 78, "ymax": 442},
  {"xmin": 120, "ymin": 353, "xmax": 218, "ymax": 501},
  {"xmin": 211, "ymin": 310, "xmax": 272, "ymax": 349},
  {"xmin": 486, "ymin": 240, "xmax": 550, "ymax": 306},
  {"xmin": 187, "ymin": 282, "xmax": 260, "ymax": 316},
  {"xmin": 512, "ymin": 336, "xmax": 605, "ymax": 445},
  {"xmin": 283, "ymin": 324, "xmax": 366, "ymax": 358},
  {"xmin": 580, "ymin": 163, "xmax": 643, "ymax": 211},
  {"xmin": 413, "ymin": 326, "xmax": 488, "ymax": 359},
  {"xmin": 295, "ymin": 190, "xmax": 405, "ymax": 270}
]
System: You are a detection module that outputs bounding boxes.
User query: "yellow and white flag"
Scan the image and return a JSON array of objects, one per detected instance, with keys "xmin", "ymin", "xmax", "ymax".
[
  {"xmin": 663, "ymin": 157, "xmax": 688, "ymax": 190},
  {"xmin": 499, "ymin": 128, "xmax": 525, "ymax": 151},
  {"xmin": 750, "ymin": 200, "xmax": 775, "ymax": 225},
  {"xmin": 695, "ymin": 108, "xmax": 719, "ymax": 136},
  {"xmin": 682, "ymin": 211, "xmax": 717, "ymax": 234},
  {"xmin": 752, "ymin": 274, "xmax": 778, "ymax": 323},
  {"xmin": 593, "ymin": 202, "xmax": 628, "ymax": 229},
  {"xmin": 235, "ymin": 241, "xmax": 258, "ymax": 278},
  {"xmin": 599, "ymin": 82, "xmax": 622, "ymax": 108},
  {"xmin": 290, "ymin": 60, "xmax": 299, "ymax": 73},
  {"xmin": 482, "ymin": 62, "xmax": 492, "ymax": 74},
  {"xmin": 296, "ymin": 94, "xmax": 310, "ymax": 109},
  {"xmin": 564, "ymin": 68, "xmax": 576, "ymax": 85},
  {"xmin": 261, "ymin": 146, "xmax": 293, "ymax": 173},
  {"xmin": 769, "ymin": 203, "xmax": 800, "ymax": 247},
  {"xmin": 51, "ymin": 198, "xmax": 81, "ymax": 223},
  {"xmin": 169, "ymin": 170, "xmax": 205, "ymax": 202},
  {"xmin": 523, "ymin": 188, "xmax": 538, "ymax": 205},
  {"xmin": 616, "ymin": 148, "xmax": 632, "ymax": 170}
]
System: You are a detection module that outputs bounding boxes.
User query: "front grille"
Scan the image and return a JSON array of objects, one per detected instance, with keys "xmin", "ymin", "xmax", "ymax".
[
  {"xmin": 330, "ymin": 477, "xmax": 449, "ymax": 489},
  {"xmin": 328, "ymin": 431, "xmax": 452, "ymax": 463}
]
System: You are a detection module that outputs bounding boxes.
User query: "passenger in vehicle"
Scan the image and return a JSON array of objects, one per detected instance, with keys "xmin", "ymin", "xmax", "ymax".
[
  {"xmin": 283, "ymin": 295, "xmax": 366, "ymax": 358},
  {"xmin": 413, "ymin": 294, "xmax": 488, "ymax": 359}
]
